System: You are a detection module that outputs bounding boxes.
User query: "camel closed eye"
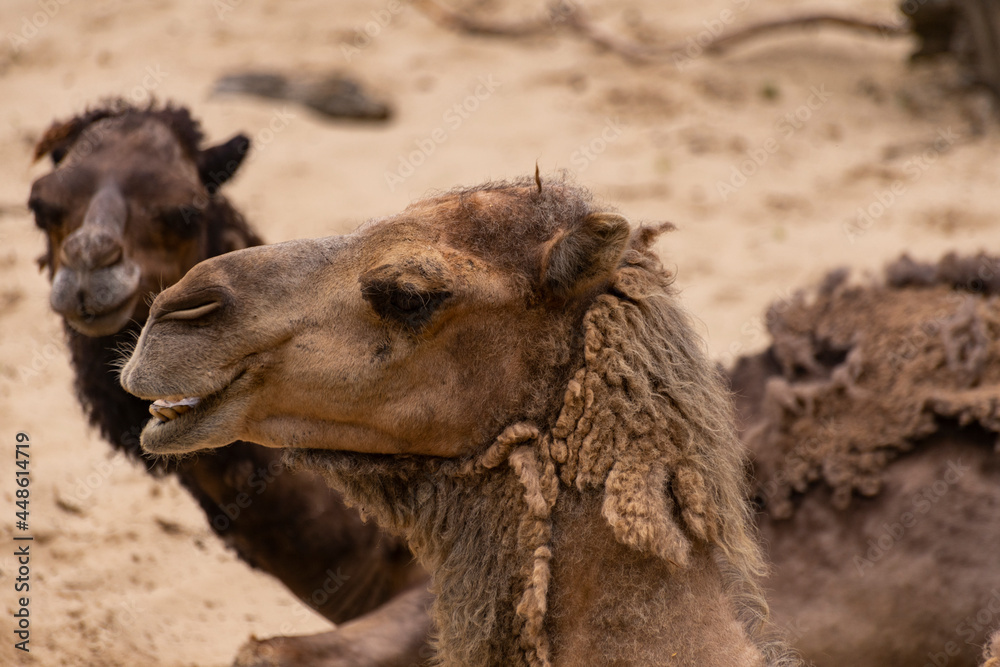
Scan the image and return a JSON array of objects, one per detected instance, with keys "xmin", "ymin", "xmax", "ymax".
[
  {"xmin": 157, "ymin": 300, "xmax": 222, "ymax": 322},
  {"xmin": 361, "ymin": 280, "xmax": 451, "ymax": 329}
]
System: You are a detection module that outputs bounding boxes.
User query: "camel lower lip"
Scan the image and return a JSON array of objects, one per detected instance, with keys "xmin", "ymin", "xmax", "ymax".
[{"xmin": 63, "ymin": 292, "xmax": 141, "ymax": 336}]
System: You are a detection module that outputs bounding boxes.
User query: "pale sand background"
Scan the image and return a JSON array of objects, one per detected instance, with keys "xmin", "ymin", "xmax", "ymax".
[{"xmin": 1, "ymin": 1, "xmax": 999, "ymax": 665}]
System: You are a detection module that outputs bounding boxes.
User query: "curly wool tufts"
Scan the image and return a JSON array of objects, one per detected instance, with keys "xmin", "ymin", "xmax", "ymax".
[{"xmin": 733, "ymin": 253, "xmax": 1000, "ymax": 518}]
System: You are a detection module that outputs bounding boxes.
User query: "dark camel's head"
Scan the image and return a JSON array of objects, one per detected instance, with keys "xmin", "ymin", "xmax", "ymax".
[
  {"xmin": 121, "ymin": 180, "xmax": 638, "ymax": 457},
  {"xmin": 30, "ymin": 102, "xmax": 254, "ymax": 337}
]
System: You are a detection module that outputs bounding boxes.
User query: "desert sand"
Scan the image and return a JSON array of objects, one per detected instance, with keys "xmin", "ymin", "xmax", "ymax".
[{"xmin": 1, "ymin": 0, "xmax": 999, "ymax": 665}]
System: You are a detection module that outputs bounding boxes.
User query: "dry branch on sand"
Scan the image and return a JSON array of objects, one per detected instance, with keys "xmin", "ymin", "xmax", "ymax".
[
  {"xmin": 410, "ymin": 0, "xmax": 904, "ymax": 64},
  {"xmin": 412, "ymin": 1, "xmax": 1000, "ymax": 105}
]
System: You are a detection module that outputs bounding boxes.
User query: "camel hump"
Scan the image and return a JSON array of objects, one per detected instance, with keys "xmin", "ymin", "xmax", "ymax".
[{"xmin": 737, "ymin": 252, "xmax": 1000, "ymax": 516}]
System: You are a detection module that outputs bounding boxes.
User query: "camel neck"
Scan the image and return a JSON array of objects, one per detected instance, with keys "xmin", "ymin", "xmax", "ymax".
[
  {"xmin": 291, "ymin": 445, "xmax": 772, "ymax": 667},
  {"xmin": 545, "ymin": 490, "xmax": 767, "ymax": 666}
]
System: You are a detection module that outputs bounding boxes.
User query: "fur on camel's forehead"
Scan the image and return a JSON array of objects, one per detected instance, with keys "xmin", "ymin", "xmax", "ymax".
[
  {"xmin": 33, "ymin": 100, "xmax": 206, "ymax": 165},
  {"xmin": 395, "ymin": 178, "xmax": 600, "ymax": 272}
]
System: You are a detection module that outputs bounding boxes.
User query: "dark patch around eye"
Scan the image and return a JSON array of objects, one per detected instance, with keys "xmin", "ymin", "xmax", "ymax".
[
  {"xmin": 361, "ymin": 279, "xmax": 451, "ymax": 329},
  {"xmin": 159, "ymin": 206, "xmax": 202, "ymax": 238},
  {"xmin": 28, "ymin": 198, "xmax": 63, "ymax": 230}
]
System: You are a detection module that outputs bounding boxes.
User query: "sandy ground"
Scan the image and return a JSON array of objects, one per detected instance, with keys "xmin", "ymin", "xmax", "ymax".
[{"xmin": 1, "ymin": 0, "xmax": 999, "ymax": 665}]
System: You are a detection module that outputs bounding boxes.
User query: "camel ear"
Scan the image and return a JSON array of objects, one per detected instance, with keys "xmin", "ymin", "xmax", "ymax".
[
  {"xmin": 540, "ymin": 212, "xmax": 631, "ymax": 299},
  {"xmin": 197, "ymin": 133, "xmax": 251, "ymax": 194},
  {"xmin": 33, "ymin": 119, "xmax": 84, "ymax": 165}
]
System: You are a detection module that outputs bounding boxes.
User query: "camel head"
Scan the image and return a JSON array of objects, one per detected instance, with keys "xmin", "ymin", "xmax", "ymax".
[
  {"xmin": 30, "ymin": 101, "xmax": 256, "ymax": 337},
  {"xmin": 121, "ymin": 180, "xmax": 636, "ymax": 457}
]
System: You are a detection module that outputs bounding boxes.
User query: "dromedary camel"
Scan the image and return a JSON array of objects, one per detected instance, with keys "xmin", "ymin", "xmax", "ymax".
[
  {"xmin": 30, "ymin": 101, "xmax": 432, "ymax": 666},
  {"xmin": 120, "ymin": 178, "xmax": 796, "ymax": 666},
  {"xmin": 729, "ymin": 253, "xmax": 1000, "ymax": 667}
]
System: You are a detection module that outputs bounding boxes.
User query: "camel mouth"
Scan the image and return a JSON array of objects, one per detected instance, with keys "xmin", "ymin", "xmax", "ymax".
[
  {"xmin": 138, "ymin": 370, "xmax": 249, "ymax": 455},
  {"xmin": 148, "ymin": 395, "xmax": 203, "ymax": 422},
  {"xmin": 62, "ymin": 290, "xmax": 142, "ymax": 337}
]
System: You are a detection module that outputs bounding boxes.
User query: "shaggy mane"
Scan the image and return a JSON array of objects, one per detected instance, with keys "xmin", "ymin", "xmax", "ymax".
[
  {"xmin": 733, "ymin": 252, "xmax": 1000, "ymax": 518},
  {"xmin": 287, "ymin": 207, "xmax": 784, "ymax": 665}
]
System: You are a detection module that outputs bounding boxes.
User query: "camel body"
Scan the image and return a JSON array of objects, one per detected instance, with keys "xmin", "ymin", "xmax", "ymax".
[{"xmin": 730, "ymin": 256, "xmax": 1000, "ymax": 667}]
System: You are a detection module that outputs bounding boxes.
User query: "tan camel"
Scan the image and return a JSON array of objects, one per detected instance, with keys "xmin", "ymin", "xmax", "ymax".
[
  {"xmin": 121, "ymin": 177, "xmax": 796, "ymax": 666},
  {"xmin": 31, "ymin": 100, "xmax": 431, "ymax": 666}
]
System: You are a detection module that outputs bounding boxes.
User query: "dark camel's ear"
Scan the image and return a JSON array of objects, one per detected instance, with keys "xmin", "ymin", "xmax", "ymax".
[
  {"xmin": 540, "ymin": 212, "xmax": 632, "ymax": 300},
  {"xmin": 197, "ymin": 133, "xmax": 251, "ymax": 194},
  {"xmin": 33, "ymin": 119, "xmax": 85, "ymax": 165}
]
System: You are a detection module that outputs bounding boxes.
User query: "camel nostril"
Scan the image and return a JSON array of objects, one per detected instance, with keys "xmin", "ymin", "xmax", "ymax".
[
  {"xmin": 157, "ymin": 300, "xmax": 223, "ymax": 322},
  {"xmin": 61, "ymin": 233, "xmax": 125, "ymax": 271},
  {"xmin": 92, "ymin": 243, "xmax": 123, "ymax": 270}
]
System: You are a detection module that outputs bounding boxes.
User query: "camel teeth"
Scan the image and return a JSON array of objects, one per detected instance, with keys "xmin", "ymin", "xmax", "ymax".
[
  {"xmin": 150, "ymin": 396, "xmax": 200, "ymax": 423},
  {"xmin": 153, "ymin": 397, "xmax": 201, "ymax": 408},
  {"xmin": 150, "ymin": 406, "xmax": 178, "ymax": 422}
]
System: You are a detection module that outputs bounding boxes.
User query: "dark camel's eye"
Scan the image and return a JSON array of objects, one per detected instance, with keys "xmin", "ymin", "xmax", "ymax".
[
  {"xmin": 389, "ymin": 290, "xmax": 427, "ymax": 313},
  {"xmin": 28, "ymin": 198, "xmax": 63, "ymax": 230},
  {"xmin": 361, "ymin": 280, "xmax": 451, "ymax": 329}
]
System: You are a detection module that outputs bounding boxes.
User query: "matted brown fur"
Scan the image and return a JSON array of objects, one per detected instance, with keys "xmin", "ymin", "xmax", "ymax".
[
  {"xmin": 284, "ymin": 184, "xmax": 792, "ymax": 665},
  {"xmin": 739, "ymin": 251, "xmax": 1000, "ymax": 518}
]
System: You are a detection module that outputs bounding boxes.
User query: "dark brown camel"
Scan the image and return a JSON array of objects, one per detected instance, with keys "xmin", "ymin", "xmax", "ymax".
[
  {"xmin": 729, "ymin": 253, "xmax": 1000, "ymax": 667},
  {"xmin": 30, "ymin": 101, "xmax": 432, "ymax": 667}
]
